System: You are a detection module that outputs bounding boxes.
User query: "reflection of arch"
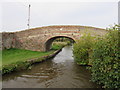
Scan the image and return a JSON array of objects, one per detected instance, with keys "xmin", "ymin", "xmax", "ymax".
[{"xmin": 45, "ymin": 36, "xmax": 75, "ymax": 51}]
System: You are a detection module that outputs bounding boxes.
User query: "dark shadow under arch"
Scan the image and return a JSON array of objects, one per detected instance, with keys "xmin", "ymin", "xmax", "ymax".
[{"xmin": 45, "ymin": 36, "xmax": 75, "ymax": 51}]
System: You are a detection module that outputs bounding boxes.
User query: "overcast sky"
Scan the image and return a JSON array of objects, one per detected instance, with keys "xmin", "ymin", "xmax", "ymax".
[{"xmin": 0, "ymin": 0, "xmax": 119, "ymax": 32}]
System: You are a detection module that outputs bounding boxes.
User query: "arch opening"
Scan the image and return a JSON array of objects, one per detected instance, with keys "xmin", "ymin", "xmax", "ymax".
[{"xmin": 45, "ymin": 36, "xmax": 75, "ymax": 51}]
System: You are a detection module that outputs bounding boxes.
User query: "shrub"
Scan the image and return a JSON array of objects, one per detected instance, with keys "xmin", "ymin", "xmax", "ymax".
[
  {"xmin": 73, "ymin": 33, "xmax": 96, "ymax": 65},
  {"xmin": 73, "ymin": 25, "xmax": 120, "ymax": 88},
  {"xmin": 91, "ymin": 26, "xmax": 120, "ymax": 88}
]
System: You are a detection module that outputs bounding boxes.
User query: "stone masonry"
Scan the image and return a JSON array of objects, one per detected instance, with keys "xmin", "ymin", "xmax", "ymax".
[{"xmin": 1, "ymin": 25, "xmax": 108, "ymax": 51}]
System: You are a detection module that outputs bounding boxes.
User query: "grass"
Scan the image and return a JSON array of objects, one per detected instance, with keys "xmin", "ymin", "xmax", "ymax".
[
  {"xmin": 2, "ymin": 48, "xmax": 54, "ymax": 66},
  {"xmin": 1, "ymin": 42, "xmax": 66, "ymax": 74},
  {"xmin": 0, "ymin": 51, "xmax": 2, "ymax": 69},
  {"xmin": 2, "ymin": 43, "xmax": 66, "ymax": 66}
]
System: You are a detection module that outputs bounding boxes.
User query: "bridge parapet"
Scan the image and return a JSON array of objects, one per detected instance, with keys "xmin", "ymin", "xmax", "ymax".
[{"xmin": 2, "ymin": 25, "xmax": 108, "ymax": 51}]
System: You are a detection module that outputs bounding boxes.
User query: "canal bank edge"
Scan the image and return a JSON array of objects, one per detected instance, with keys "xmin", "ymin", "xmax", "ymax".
[{"xmin": 2, "ymin": 48, "xmax": 62, "ymax": 75}]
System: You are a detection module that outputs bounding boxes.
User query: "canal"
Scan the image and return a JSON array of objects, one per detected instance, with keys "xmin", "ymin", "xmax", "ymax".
[{"xmin": 2, "ymin": 46, "xmax": 100, "ymax": 88}]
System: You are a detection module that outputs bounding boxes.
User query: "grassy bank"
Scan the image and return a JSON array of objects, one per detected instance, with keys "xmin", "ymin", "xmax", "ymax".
[
  {"xmin": 2, "ymin": 49, "xmax": 55, "ymax": 75},
  {"xmin": 2, "ymin": 43, "xmax": 65, "ymax": 75},
  {"xmin": 2, "ymin": 48, "xmax": 54, "ymax": 66}
]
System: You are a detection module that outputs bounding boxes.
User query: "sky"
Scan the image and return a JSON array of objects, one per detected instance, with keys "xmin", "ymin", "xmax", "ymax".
[{"xmin": 0, "ymin": 0, "xmax": 119, "ymax": 32}]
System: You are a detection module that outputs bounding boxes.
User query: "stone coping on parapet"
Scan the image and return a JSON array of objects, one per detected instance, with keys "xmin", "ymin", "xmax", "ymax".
[{"xmin": 0, "ymin": 25, "xmax": 107, "ymax": 33}]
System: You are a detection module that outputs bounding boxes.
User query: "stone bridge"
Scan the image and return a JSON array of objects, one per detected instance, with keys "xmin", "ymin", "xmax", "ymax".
[{"xmin": 1, "ymin": 25, "xmax": 108, "ymax": 51}]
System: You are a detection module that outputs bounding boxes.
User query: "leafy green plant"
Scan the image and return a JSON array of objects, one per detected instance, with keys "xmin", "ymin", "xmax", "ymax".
[
  {"xmin": 73, "ymin": 33, "xmax": 96, "ymax": 65},
  {"xmin": 73, "ymin": 25, "xmax": 120, "ymax": 88},
  {"xmin": 91, "ymin": 26, "xmax": 120, "ymax": 88}
]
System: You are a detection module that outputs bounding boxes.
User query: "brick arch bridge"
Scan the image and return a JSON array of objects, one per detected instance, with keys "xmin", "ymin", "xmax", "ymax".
[
  {"xmin": 45, "ymin": 36, "xmax": 76, "ymax": 51},
  {"xmin": 2, "ymin": 25, "xmax": 108, "ymax": 51}
]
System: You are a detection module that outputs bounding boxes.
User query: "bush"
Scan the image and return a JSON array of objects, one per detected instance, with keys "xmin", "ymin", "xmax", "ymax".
[
  {"xmin": 91, "ymin": 26, "xmax": 120, "ymax": 88},
  {"xmin": 73, "ymin": 25, "xmax": 120, "ymax": 88},
  {"xmin": 73, "ymin": 33, "xmax": 96, "ymax": 65}
]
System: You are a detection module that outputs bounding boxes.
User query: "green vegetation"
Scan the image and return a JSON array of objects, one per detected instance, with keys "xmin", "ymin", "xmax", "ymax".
[
  {"xmin": 2, "ymin": 42, "xmax": 66, "ymax": 75},
  {"xmin": 54, "ymin": 37, "xmax": 74, "ymax": 43},
  {"xmin": 54, "ymin": 37, "xmax": 74, "ymax": 45},
  {"xmin": 73, "ymin": 25, "xmax": 120, "ymax": 88},
  {"xmin": 2, "ymin": 48, "xmax": 54, "ymax": 66},
  {"xmin": 51, "ymin": 42, "xmax": 67, "ymax": 50},
  {"xmin": 0, "ymin": 51, "xmax": 2, "ymax": 70},
  {"xmin": 51, "ymin": 37, "xmax": 74, "ymax": 50},
  {"xmin": 73, "ymin": 33, "xmax": 96, "ymax": 65},
  {"xmin": 2, "ymin": 48, "xmax": 55, "ymax": 74},
  {"xmin": 91, "ymin": 26, "xmax": 120, "ymax": 88}
]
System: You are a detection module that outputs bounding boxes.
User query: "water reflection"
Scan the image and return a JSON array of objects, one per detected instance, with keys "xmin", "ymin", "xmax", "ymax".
[{"xmin": 2, "ymin": 46, "xmax": 100, "ymax": 88}]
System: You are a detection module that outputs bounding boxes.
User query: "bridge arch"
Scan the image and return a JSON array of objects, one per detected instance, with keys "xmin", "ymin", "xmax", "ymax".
[
  {"xmin": 2, "ymin": 25, "xmax": 107, "ymax": 51},
  {"xmin": 44, "ymin": 36, "xmax": 76, "ymax": 51}
]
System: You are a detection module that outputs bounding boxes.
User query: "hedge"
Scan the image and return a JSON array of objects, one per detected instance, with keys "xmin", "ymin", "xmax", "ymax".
[
  {"xmin": 73, "ymin": 25, "xmax": 120, "ymax": 88},
  {"xmin": 91, "ymin": 26, "xmax": 120, "ymax": 88},
  {"xmin": 73, "ymin": 33, "xmax": 96, "ymax": 65}
]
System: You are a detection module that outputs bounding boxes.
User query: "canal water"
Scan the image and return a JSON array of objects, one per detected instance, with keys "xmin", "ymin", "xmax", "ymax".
[{"xmin": 2, "ymin": 46, "xmax": 100, "ymax": 88}]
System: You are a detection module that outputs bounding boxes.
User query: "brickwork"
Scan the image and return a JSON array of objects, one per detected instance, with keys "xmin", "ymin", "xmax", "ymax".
[
  {"xmin": 1, "ymin": 25, "xmax": 108, "ymax": 51},
  {"xmin": 2, "ymin": 32, "xmax": 15, "ymax": 50}
]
